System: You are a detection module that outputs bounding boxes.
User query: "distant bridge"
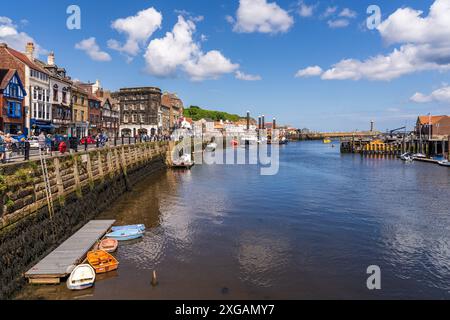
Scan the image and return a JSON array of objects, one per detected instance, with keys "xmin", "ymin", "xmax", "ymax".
[{"xmin": 288, "ymin": 131, "xmax": 381, "ymax": 140}]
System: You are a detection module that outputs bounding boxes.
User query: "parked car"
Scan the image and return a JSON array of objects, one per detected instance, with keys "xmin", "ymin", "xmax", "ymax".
[{"xmin": 80, "ymin": 136, "xmax": 96, "ymax": 145}]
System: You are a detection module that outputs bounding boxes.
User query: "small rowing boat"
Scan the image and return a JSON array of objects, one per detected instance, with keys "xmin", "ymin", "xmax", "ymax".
[
  {"xmin": 87, "ymin": 250, "xmax": 119, "ymax": 274},
  {"xmin": 67, "ymin": 264, "xmax": 96, "ymax": 290},
  {"xmin": 98, "ymin": 239, "xmax": 119, "ymax": 253},
  {"xmin": 106, "ymin": 229, "xmax": 144, "ymax": 241},
  {"xmin": 111, "ymin": 224, "xmax": 146, "ymax": 232}
]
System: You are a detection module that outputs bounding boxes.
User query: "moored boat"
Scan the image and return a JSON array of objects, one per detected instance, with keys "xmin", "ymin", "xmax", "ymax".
[
  {"xmin": 111, "ymin": 224, "xmax": 146, "ymax": 232},
  {"xmin": 106, "ymin": 229, "xmax": 144, "ymax": 241},
  {"xmin": 87, "ymin": 250, "xmax": 119, "ymax": 274},
  {"xmin": 66, "ymin": 264, "xmax": 96, "ymax": 290},
  {"xmin": 323, "ymin": 138, "xmax": 332, "ymax": 144},
  {"xmin": 172, "ymin": 154, "xmax": 194, "ymax": 169},
  {"xmin": 98, "ymin": 239, "xmax": 119, "ymax": 253},
  {"xmin": 438, "ymin": 160, "xmax": 450, "ymax": 167}
]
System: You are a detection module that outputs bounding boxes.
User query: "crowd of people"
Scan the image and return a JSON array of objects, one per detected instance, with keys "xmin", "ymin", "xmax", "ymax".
[{"xmin": 0, "ymin": 131, "xmax": 174, "ymax": 164}]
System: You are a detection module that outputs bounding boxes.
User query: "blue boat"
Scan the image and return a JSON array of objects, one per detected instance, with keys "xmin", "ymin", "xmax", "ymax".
[
  {"xmin": 111, "ymin": 224, "xmax": 146, "ymax": 232},
  {"xmin": 106, "ymin": 229, "xmax": 144, "ymax": 241}
]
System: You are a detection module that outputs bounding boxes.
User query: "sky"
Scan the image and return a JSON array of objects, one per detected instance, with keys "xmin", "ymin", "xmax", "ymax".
[{"xmin": 1, "ymin": 0, "xmax": 449, "ymax": 131}]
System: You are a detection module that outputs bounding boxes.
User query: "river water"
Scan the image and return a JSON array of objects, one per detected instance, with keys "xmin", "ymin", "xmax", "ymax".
[{"xmin": 17, "ymin": 141, "xmax": 450, "ymax": 299}]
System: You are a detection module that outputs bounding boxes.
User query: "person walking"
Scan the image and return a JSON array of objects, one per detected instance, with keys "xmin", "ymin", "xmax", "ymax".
[
  {"xmin": 38, "ymin": 132, "xmax": 46, "ymax": 154},
  {"xmin": 0, "ymin": 132, "xmax": 5, "ymax": 163},
  {"xmin": 4, "ymin": 134, "xmax": 13, "ymax": 162}
]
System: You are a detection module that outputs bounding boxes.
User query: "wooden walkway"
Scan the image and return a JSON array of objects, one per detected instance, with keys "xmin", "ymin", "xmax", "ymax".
[{"xmin": 25, "ymin": 220, "xmax": 115, "ymax": 284}]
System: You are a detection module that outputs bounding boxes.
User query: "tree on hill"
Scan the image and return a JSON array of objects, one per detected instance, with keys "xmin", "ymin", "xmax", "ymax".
[{"xmin": 184, "ymin": 106, "xmax": 243, "ymax": 122}]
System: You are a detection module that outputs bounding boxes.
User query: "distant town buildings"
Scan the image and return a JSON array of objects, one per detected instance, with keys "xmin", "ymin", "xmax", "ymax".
[{"xmin": 0, "ymin": 42, "xmax": 188, "ymax": 138}]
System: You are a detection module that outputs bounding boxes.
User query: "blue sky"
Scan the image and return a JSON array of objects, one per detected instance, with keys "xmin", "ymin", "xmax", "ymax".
[{"xmin": 1, "ymin": 0, "xmax": 449, "ymax": 131}]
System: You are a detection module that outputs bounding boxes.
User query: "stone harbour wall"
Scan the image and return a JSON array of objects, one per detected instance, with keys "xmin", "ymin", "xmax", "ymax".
[{"xmin": 0, "ymin": 141, "xmax": 169, "ymax": 299}]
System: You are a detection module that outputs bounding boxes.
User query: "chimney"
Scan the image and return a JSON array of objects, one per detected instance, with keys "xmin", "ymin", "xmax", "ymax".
[
  {"xmin": 0, "ymin": 43, "xmax": 8, "ymax": 48},
  {"xmin": 25, "ymin": 42, "xmax": 35, "ymax": 59},
  {"xmin": 47, "ymin": 51, "xmax": 55, "ymax": 66}
]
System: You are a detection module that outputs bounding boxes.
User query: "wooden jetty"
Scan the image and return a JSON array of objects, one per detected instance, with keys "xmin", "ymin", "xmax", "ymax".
[{"xmin": 25, "ymin": 220, "xmax": 115, "ymax": 284}]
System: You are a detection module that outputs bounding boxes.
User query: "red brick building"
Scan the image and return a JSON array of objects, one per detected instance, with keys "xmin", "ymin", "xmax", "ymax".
[
  {"xmin": 416, "ymin": 115, "xmax": 450, "ymax": 138},
  {"xmin": 0, "ymin": 69, "xmax": 27, "ymax": 134}
]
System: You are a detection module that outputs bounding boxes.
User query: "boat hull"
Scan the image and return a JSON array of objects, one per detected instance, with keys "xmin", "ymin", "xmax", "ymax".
[
  {"xmin": 106, "ymin": 230, "xmax": 144, "ymax": 241},
  {"xmin": 98, "ymin": 239, "xmax": 119, "ymax": 253},
  {"xmin": 87, "ymin": 250, "xmax": 119, "ymax": 274},
  {"xmin": 111, "ymin": 224, "xmax": 146, "ymax": 232},
  {"xmin": 67, "ymin": 264, "xmax": 96, "ymax": 290}
]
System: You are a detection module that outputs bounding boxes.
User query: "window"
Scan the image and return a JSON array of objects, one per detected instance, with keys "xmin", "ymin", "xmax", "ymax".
[
  {"xmin": 123, "ymin": 114, "xmax": 129, "ymax": 123},
  {"xmin": 7, "ymin": 102, "xmax": 22, "ymax": 118},
  {"xmin": 73, "ymin": 95, "xmax": 78, "ymax": 104},
  {"xmin": 62, "ymin": 91, "xmax": 67, "ymax": 104},
  {"xmin": 53, "ymin": 89, "xmax": 58, "ymax": 101},
  {"xmin": 81, "ymin": 111, "xmax": 84, "ymax": 121},
  {"xmin": 132, "ymin": 114, "xmax": 138, "ymax": 123}
]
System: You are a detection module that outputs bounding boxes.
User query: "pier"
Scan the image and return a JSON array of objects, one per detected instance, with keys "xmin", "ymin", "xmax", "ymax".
[{"xmin": 25, "ymin": 220, "xmax": 115, "ymax": 284}]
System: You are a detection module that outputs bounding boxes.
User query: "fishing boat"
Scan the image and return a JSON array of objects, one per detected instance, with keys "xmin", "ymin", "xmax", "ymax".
[
  {"xmin": 98, "ymin": 239, "xmax": 119, "ymax": 253},
  {"xmin": 66, "ymin": 264, "xmax": 96, "ymax": 290},
  {"xmin": 87, "ymin": 250, "xmax": 119, "ymax": 274},
  {"xmin": 279, "ymin": 137, "xmax": 288, "ymax": 145},
  {"xmin": 412, "ymin": 153, "xmax": 427, "ymax": 159},
  {"xmin": 438, "ymin": 160, "xmax": 450, "ymax": 167},
  {"xmin": 400, "ymin": 152, "xmax": 412, "ymax": 161},
  {"xmin": 106, "ymin": 229, "xmax": 144, "ymax": 241},
  {"xmin": 111, "ymin": 224, "xmax": 146, "ymax": 232},
  {"xmin": 172, "ymin": 154, "xmax": 194, "ymax": 169}
]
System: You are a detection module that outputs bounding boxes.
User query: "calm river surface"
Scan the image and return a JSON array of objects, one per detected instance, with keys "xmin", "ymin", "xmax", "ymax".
[{"xmin": 18, "ymin": 141, "xmax": 450, "ymax": 299}]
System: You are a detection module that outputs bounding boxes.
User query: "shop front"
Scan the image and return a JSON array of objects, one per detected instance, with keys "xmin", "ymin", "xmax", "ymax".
[{"xmin": 30, "ymin": 118, "xmax": 54, "ymax": 136}]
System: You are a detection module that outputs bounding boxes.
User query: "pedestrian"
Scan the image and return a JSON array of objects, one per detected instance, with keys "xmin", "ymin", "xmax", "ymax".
[
  {"xmin": 4, "ymin": 134, "xmax": 12, "ymax": 162},
  {"xmin": 45, "ymin": 134, "xmax": 52, "ymax": 155},
  {"xmin": 38, "ymin": 132, "xmax": 46, "ymax": 153},
  {"xmin": 58, "ymin": 139, "xmax": 67, "ymax": 154},
  {"xmin": 0, "ymin": 131, "xmax": 5, "ymax": 163}
]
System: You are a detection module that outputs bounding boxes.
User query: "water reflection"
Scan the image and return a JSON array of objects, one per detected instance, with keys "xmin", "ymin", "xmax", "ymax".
[
  {"xmin": 17, "ymin": 141, "xmax": 450, "ymax": 299},
  {"xmin": 237, "ymin": 231, "xmax": 290, "ymax": 288}
]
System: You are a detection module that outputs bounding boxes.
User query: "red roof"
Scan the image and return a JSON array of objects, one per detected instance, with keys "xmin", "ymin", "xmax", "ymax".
[
  {"xmin": 418, "ymin": 115, "xmax": 447, "ymax": 125},
  {"xmin": 0, "ymin": 69, "xmax": 16, "ymax": 90},
  {"xmin": 5, "ymin": 45, "xmax": 49, "ymax": 74}
]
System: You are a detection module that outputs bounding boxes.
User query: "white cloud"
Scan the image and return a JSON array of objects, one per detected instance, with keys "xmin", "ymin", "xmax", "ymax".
[
  {"xmin": 235, "ymin": 71, "xmax": 262, "ymax": 81},
  {"xmin": 75, "ymin": 37, "xmax": 111, "ymax": 62},
  {"xmin": 322, "ymin": 6, "xmax": 337, "ymax": 18},
  {"xmin": 300, "ymin": 0, "xmax": 450, "ymax": 81},
  {"xmin": 298, "ymin": 1, "xmax": 315, "ymax": 18},
  {"xmin": 410, "ymin": 86, "xmax": 450, "ymax": 103},
  {"xmin": 144, "ymin": 16, "xmax": 238, "ymax": 81},
  {"xmin": 232, "ymin": 0, "xmax": 294, "ymax": 34},
  {"xmin": 108, "ymin": 7, "xmax": 162, "ymax": 57},
  {"xmin": 327, "ymin": 19, "xmax": 349, "ymax": 28},
  {"xmin": 0, "ymin": 16, "xmax": 46, "ymax": 56},
  {"xmin": 295, "ymin": 66, "xmax": 323, "ymax": 77},
  {"xmin": 225, "ymin": 15, "xmax": 235, "ymax": 24},
  {"xmin": 377, "ymin": 0, "xmax": 450, "ymax": 46},
  {"xmin": 339, "ymin": 8, "xmax": 357, "ymax": 18}
]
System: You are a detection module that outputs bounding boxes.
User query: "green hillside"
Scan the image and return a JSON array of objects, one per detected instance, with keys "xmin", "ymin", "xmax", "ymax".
[{"xmin": 183, "ymin": 106, "xmax": 243, "ymax": 122}]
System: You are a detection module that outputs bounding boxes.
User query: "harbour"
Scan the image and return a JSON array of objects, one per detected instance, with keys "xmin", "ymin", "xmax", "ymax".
[{"xmin": 15, "ymin": 141, "xmax": 450, "ymax": 300}]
